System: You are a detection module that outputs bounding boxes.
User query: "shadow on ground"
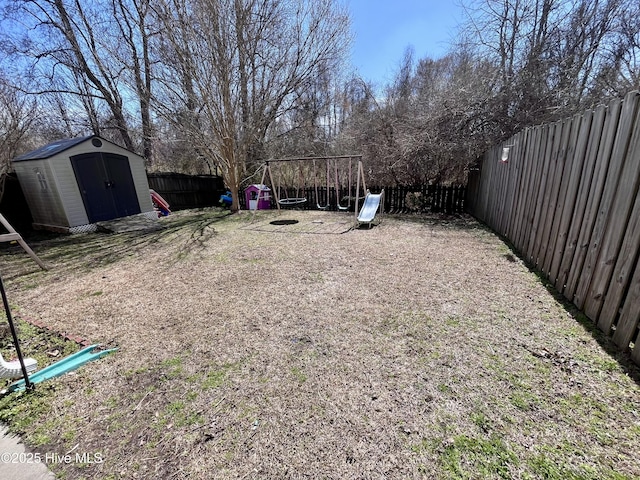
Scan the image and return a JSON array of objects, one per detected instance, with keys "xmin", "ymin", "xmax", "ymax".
[
  {"xmin": 0, "ymin": 209, "xmax": 232, "ymax": 280},
  {"xmin": 498, "ymin": 235, "xmax": 640, "ymax": 387},
  {"xmin": 386, "ymin": 212, "xmax": 495, "ymax": 233}
]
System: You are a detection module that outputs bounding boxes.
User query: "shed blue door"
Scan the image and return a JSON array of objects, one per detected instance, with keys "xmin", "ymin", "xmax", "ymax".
[
  {"xmin": 70, "ymin": 153, "xmax": 141, "ymax": 223},
  {"xmin": 102, "ymin": 153, "xmax": 141, "ymax": 218}
]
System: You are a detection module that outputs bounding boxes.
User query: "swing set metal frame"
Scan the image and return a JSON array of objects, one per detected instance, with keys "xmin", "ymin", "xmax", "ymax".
[{"xmin": 256, "ymin": 155, "xmax": 367, "ymax": 222}]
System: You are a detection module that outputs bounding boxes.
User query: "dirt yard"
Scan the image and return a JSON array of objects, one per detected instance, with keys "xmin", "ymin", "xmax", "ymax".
[{"xmin": 1, "ymin": 208, "xmax": 639, "ymax": 479}]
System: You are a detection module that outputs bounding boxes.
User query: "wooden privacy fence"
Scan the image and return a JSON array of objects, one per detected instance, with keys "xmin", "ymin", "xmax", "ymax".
[
  {"xmin": 147, "ymin": 173, "xmax": 225, "ymax": 211},
  {"xmin": 467, "ymin": 90, "xmax": 640, "ymax": 365},
  {"xmin": 238, "ymin": 184, "xmax": 465, "ymax": 214},
  {"xmin": 377, "ymin": 184, "xmax": 466, "ymax": 214}
]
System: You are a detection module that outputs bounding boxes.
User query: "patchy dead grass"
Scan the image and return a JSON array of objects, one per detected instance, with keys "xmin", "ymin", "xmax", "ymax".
[{"xmin": 0, "ymin": 208, "xmax": 639, "ymax": 479}]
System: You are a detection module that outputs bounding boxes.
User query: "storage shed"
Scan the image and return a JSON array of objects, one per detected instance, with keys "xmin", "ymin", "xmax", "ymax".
[{"xmin": 12, "ymin": 136, "xmax": 155, "ymax": 233}]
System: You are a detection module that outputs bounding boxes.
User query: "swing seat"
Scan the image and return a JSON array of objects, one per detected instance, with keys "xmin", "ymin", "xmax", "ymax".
[
  {"xmin": 0, "ymin": 352, "xmax": 38, "ymax": 379},
  {"xmin": 278, "ymin": 197, "xmax": 307, "ymax": 206}
]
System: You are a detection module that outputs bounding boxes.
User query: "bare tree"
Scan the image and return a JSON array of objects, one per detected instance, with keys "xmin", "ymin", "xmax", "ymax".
[
  {"xmin": 265, "ymin": 65, "xmax": 349, "ymax": 161},
  {"xmin": 2, "ymin": 0, "xmax": 156, "ymax": 162},
  {"xmin": 591, "ymin": 3, "xmax": 640, "ymax": 96},
  {"xmin": 0, "ymin": 77, "xmax": 37, "ymax": 200},
  {"xmin": 461, "ymin": 0, "xmax": 631, "ymax": 132},
  {"xmin": 111, "ymin": 0, "xmax": 155, "ymax": 161},
  {"xmin": 350, "ymin": 50, "xmax": 498, "ymax": 185},
  {"xmin": 154, "ymin": 0, "xmax": 351, "ymax": 211}
]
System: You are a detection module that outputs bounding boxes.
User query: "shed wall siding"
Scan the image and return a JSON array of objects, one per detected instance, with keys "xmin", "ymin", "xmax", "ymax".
[
  {"xmin": 13, "ymin": 160, "xmax": 69, "ymax": 227},
  {"xmin": 50, "ymin": 154, "xmax": 90, "ymax": 227},
  {"xmin": 129, "ymin": 158, "xmax": 154, "ymax": 212}
]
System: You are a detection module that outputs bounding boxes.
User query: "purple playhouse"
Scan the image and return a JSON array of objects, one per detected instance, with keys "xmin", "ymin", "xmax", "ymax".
[{"xmin": 244, "ymin": 184, "xmax": 271, "ymax": 210}]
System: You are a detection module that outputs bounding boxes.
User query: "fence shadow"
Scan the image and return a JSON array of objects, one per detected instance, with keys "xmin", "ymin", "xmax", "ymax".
[
  {"xmin": 386, "ymin": 211, "xmax": 496, "ymax": 234},
  {"xmin": 501, "ymin": 236, "xmax": 640, "ymax": 386}
]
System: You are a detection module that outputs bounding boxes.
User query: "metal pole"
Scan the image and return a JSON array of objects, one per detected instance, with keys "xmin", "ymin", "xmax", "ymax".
[
  {"xmin": 264, "ymin": 155, "xmax": 362, "ymax": 163},
  {"xmin": 0, "ymin": 273, "xmax": 34, "ymax": 390},
  {"xmin": 355, "ymin": 160, "xmax": 362, "ymax": 223}
]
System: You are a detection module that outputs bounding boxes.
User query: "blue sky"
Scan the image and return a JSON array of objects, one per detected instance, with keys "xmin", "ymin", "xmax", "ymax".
[{"xmin": 347, "ymin": 0, "xmax": 464, "ymax": 85}]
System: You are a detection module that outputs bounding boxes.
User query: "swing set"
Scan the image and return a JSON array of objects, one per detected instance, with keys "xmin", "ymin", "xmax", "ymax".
[{"xmin": 256, "ymin": 155, "xmax": 369, "ymax": 222}]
